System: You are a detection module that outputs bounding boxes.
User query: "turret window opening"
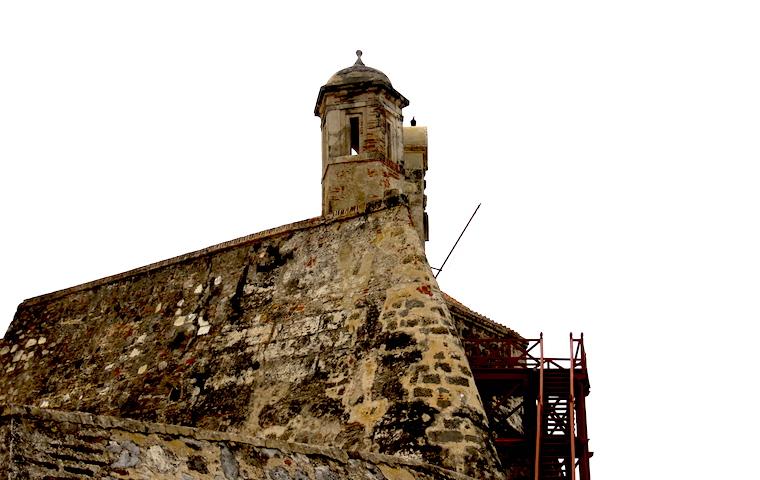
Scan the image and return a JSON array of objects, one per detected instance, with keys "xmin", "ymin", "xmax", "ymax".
[{"xmin": 349, "ymin": 117, "xmax": 360, "ymax": 155}]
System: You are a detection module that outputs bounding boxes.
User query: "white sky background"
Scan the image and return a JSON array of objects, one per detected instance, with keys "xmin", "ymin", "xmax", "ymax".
[{"xmin": 1, "ymin": 1, "xmax": 759, "ymax": 477}]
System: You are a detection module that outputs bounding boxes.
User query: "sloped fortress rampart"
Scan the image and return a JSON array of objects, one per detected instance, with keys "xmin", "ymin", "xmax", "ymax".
[{"xmin": 1, "ymin": 202, "xmax": 502, "ymax": 478}]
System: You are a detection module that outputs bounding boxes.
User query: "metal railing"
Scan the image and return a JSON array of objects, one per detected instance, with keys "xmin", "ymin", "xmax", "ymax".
[{"xmin": 463, "ymin": 333, "xmax": 587, "ymax": 373}]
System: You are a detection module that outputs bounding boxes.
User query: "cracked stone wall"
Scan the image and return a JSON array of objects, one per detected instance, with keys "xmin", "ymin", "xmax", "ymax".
[{"xmin": 0, "ymin": 202, "xmax": 502, "ymax": 478}]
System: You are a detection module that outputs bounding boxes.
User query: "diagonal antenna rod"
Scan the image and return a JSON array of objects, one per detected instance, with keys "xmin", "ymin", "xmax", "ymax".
[{"xmin": 432, "ymin": 203, "xmax": 481, "ymax": 278}]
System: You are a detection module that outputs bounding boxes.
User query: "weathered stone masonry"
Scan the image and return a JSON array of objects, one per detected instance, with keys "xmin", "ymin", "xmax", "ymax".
[
  {"xmin": 1, "ymin": 406, "xmax": 480, "ymax": 479},
  {"xmin": 0, "ymin": 199, "xmax": 503, "ymax": 478}
]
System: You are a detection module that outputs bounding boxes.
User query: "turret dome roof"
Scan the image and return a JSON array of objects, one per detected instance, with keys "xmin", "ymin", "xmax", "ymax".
[
  {"xmin": 314, "ymin": 51, "xmax": 409, "ymax": 116},
  {"xmin": 325, "ymin": 50, "xmax": 393, "ymax": 88}
]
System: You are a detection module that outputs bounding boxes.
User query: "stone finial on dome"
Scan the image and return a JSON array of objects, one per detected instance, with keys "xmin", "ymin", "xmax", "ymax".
[{"xmin": 354, "ymin": 50, "xmax": 364, "ymax": 66}]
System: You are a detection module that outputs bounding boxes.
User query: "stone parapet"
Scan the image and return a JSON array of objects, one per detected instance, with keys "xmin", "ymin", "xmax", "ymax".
[
  {"xmin": 1, "ymin": 405, "xmax": 478, "ymax": 479},
  {"xmin": 15, "ymin": 195, "xmax": 408, "ymax": 309}
]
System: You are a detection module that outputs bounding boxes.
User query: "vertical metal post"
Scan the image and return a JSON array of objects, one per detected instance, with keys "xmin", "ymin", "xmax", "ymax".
[
  {"xmin": 534, "ymin": 333, "xmax": 544, "ymax": 480},
  {"xmin": 569, "ymin": 334, "xmax": 577, "ymax": 480},
  {"xmin": 580, "ymin": 332, "xmax": 587, "ymax": 370},
  {"xmin": 577, "ymin": 332, "xmax": 591, "ymax": 480}
]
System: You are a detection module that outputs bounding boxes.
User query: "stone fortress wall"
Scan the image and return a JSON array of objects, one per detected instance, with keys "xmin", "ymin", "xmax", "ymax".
[{"xmin": 0, "ymin": 198, "xmax": 503, "ymax": 478}]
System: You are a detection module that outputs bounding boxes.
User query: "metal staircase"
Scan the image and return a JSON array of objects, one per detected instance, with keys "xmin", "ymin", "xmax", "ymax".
[{"xmin": 464, "ymin": 334, "xmax": 591, "ymax": 480}]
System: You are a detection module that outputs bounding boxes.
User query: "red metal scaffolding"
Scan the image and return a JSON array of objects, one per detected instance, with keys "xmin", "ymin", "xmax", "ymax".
[{"xmin": 464, "ymin": 334, "xmax": 592, "ymax": 480}]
